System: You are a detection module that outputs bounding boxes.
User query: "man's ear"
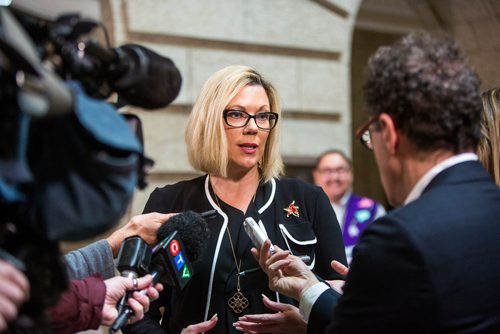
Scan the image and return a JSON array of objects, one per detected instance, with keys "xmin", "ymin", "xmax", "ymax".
[{"xmin": 378, "ymin": 113, "xmax": 398, "ymax": 155}]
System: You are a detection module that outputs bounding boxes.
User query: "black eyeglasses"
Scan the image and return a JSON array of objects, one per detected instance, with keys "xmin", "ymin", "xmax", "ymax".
[
  {"xmin": 316, "ymin": 166, "xmax": 351, "ymax": 177},
  {"xmin": 223, "ymin": 109, "xmax": 279, "ymax": 131},
  {"xmin": 355, "ymin": 115, "xmax": 379, "ymax": 151}
]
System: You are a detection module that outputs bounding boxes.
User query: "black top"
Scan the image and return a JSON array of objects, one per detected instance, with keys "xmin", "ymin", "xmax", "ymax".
[{"xmin": 125, "ymin": 175, "xmax": 346, "ymax": 334}]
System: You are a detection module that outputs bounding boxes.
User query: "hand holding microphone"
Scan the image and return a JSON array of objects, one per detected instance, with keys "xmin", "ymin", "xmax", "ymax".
[
  {"xmin": 102, "ymin": 275, "xmax": 162, "ymax": 327},
  {"xmin": 109, "ymin": 210, "xmax": 210, "ymax": 333},
  {"xmin": 106, "ymin": 212, "xmax": 176, "ymax": 257},
  {"xmin": 244, "ymin": 217, "xmax": 317, "ymax": 302},
  {"xmin": 251, "ymin": 241, "xmax": 320, "ymax": 302},
  {"xmin": 243, "ymin": 217, "xmax": 310, "ymax": 267},
  {"xmin": 243, "ymin": 217, "xmax": 276, "ymax": 254}
]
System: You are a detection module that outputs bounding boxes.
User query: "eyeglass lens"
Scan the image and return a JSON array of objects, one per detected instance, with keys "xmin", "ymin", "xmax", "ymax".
[
  {"xmin": 361, "ymin": 131, "xmax": 373, "ymax": 150},
  {"xmin": 224, "ymin": 109, "xmax": 278, "ymax": 130},
  {"xmin": 318, "ymin": 167, "xmax": 351, "ymax": 176}
]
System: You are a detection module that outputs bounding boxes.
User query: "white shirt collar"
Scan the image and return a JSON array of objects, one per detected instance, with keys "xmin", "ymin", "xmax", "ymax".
[
  {"xmin": 331, "ymin": 190, "xmax": 352, "ymax": 228},
  {"xmin": 339, "ymin": 190, "xmax": 352, "ymax": 207},
  {"xmin": 404, "ymin": 153, "xmax": 478, "ymax": 205}
]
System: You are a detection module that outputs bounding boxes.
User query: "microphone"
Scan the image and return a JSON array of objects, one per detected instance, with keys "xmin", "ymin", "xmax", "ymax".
[
  {"xmin": 8, "ymin": 9, "xmax": 182, "ymax": 111},
  {"xmin": 155, "ymin": 210, "xmax": 210, "ymax": 263},
  {"xmin": 112, "ymin": 237, "xmax": 152, "ymax": 318},
  {"xmin": 85, "ymin": 42, "xmax": 182, "ymax": 110},
  {"xmin": 151, "ymin": 210, "xmax": 210, "ymax": 288},
  {"xmin": 109, "ymin": 210, "xmax": 210, "ymax": 334}
]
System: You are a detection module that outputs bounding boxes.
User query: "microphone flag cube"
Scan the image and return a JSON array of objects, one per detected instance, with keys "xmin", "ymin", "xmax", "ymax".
[{"xmin": 156, "ymin": 230, "xmax": 193, "ymax": 289}]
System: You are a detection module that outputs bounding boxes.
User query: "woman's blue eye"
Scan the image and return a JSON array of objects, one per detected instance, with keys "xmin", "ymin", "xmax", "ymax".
[
  {"xmin": 228, "ymin": 111, "xmax": 245, "ymax": 118},
  {"xmin": 256, "ymin": 113, "xmax": 270, "ymax": 120}
]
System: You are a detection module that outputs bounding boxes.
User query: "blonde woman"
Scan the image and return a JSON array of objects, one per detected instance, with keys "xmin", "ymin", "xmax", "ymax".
[
  {"xmin": 478, "ymin": 88, "xmax": 500, "ymax": 186},
  {"xmin": 125, "ymin": 65, "xmax": 346, "ymax": 334}
]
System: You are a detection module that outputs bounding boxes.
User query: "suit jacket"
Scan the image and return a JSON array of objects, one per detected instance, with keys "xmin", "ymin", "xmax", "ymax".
[
  {"xmin": 125, "ymin": 175, "xmax": 346, "ymax": 334},
  {"xmin": 309, "ymin": 161, "xmax": 500, "ymax": 334}
]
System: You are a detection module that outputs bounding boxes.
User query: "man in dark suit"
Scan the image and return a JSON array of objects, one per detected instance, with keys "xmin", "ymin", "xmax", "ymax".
[{"xmin": 249, "ymin": 32, "xmax": 500, "ymax": 333}]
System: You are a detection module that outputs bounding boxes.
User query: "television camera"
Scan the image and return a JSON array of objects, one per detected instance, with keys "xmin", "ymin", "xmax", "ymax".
[{"xmin": 0, "ymin": 5, "xmax": 182, "ymax": 333}]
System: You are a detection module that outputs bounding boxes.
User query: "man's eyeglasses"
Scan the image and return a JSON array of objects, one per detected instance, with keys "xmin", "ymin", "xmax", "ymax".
[
  {"xmin": 355, "ymin": 115, "xmax": 379, "ymax": 151},
  {"xmin": 223, "ymin": 109, "xmax": 279, "ymax": 131},
  {"xmin": 316, "ymin": 166, "xmax": 351, "ymax": 177}
]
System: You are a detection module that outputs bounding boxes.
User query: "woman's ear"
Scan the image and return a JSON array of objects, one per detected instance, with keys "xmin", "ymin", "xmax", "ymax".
[{"xmin": 378, "ymin": 113, "xmax": 398, "ymax": 155}]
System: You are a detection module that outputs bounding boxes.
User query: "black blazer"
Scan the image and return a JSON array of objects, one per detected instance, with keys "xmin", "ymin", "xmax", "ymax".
[
  {"xmin": 125, "ymin": 175, "xmax": 346, "ymax": 334},
  {"xmin": 309, "ymin": 161, "xmax": 500, "ymax": 334}
]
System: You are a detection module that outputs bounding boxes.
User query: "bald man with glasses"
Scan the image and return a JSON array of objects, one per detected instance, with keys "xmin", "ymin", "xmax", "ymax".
[{"xmin": 312, "ymin": 149, "xmax": 385, "ymax": 263}]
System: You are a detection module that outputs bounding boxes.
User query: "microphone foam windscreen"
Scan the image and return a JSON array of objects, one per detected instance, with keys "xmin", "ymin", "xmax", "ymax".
[{"xmin": 156, "ymin": 210, "xmax": 210, "ymax": 262}]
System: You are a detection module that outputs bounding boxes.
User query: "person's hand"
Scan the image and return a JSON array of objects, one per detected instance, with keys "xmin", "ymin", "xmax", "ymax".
[
  {"xmin": 326, "ymin": 260, "xmax": 348, "ymax": 294},
  {"xmin": 331, "ymin": 260, "xmax": 349, "ymax": 276},
  {"xmin": 251, "ymin": 240, "xmax": 319, "ymax": 301},
  {"xmin": 101, "ymin": 274, "xmax": 163, "ymax": 326},
  {"xmin": 180, "ymin": 313, "xmax": 218, "ymax": 334},
  {"xmin": 233, "ymin": 295, "xmax": 306, "ymax": 334},
  {"xmin": 106, "ymin": 212, "xmax": 176, "ymax": 256},
  {"xmin": 0, "ymin": 260, "xmax": 30, "ymax": 331}
]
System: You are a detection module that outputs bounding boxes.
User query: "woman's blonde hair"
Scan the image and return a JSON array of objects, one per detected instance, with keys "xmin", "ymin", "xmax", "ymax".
[
  {"xmin": 185, "ymin": 65, "xmax": 283, "ymax": 182},
  {"xmin": 478, "ymin": 88, "xmax": 500, "ymax": 186}
]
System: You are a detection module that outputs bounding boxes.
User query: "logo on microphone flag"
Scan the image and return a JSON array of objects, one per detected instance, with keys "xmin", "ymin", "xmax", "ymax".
[
  {"xmin": 162, "ymin": 231, "xmax": 194, "ymax": 290},
  {"xmin": 169, "ymin": 239, "xmax": 180, "ymax": 256},
  {"xmin": 182, "ymin": 265, "xmax": 191, "ymax": 278},
  {"xmin": 174, "ymin": 251, "xmax": 185, "ymax": 270}
]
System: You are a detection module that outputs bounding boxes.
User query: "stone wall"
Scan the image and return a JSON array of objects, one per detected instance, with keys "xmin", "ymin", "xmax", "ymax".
[
  {"xmin": 17, "ymin": 0, "xmax": 500, "ymax": 248},
  {"xmin": 408, "ymin": 0, "xmax": 500, "ymax": 90},
  {"xmin": 102, "ymin": 0, "xmax": 363, "ymax": 218}
]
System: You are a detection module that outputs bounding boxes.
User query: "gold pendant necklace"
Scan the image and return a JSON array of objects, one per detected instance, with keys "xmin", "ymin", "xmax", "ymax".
[
  {"xmin": 225, "ymin": 220, "xmax": 249, "ymax": 314},
  {"xmin": 214, "ymin": 193, "xmax": 250, "ymax": 314},
  {"xmin": 227, "ymin": 258, "xmax": 249, "ymax": 313}
]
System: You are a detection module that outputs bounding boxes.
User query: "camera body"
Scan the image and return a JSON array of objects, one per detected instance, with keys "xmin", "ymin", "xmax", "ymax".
[{"xmin": 0, "ymin": 6, "xmax": 181, "ymax": 333}]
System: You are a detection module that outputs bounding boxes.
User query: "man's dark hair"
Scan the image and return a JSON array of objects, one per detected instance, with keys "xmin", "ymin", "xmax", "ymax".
[
  {"xmin": 314, "ymin": 149, "xmax": 352, "ymax": 169},
  {"xmin": 363, "ymin": 31, "xmax": 481, "ymax": 153}
]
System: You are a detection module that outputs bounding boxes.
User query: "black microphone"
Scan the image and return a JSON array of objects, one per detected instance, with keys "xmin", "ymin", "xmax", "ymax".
[
  {"xmin": 150, "ymin": 210, "xmax": 210, "ymax": 288},
  {"xmin": 155, "ymin": 210, "xmax": 210, "ymax": 263},
  {"xmin": 112, "ymin": 237, "xmax": 152, "ymax": 318},
  {"xmin": 109, "ymin": 211, "xmax": 210, "ymax": 334},
  {"xmin": 85, "ymin": 42, "xmax": 182, "ymax": 110},
  {"xmin": 9, "ymin": 9, "xmax": 182, "ymax": 111}
]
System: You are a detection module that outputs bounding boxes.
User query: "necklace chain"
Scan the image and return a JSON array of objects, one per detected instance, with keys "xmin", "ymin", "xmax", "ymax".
[
  {"xmin": 213, "ymin": 193, "xmax": 250, "ymax": 313},
  {"xmin": 214, "ymin": 194, "xmax": 243, "ymax": 277},
  {"xmin": 225, "ymin": 222, "xmax": 241, "ymax": 277}
]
